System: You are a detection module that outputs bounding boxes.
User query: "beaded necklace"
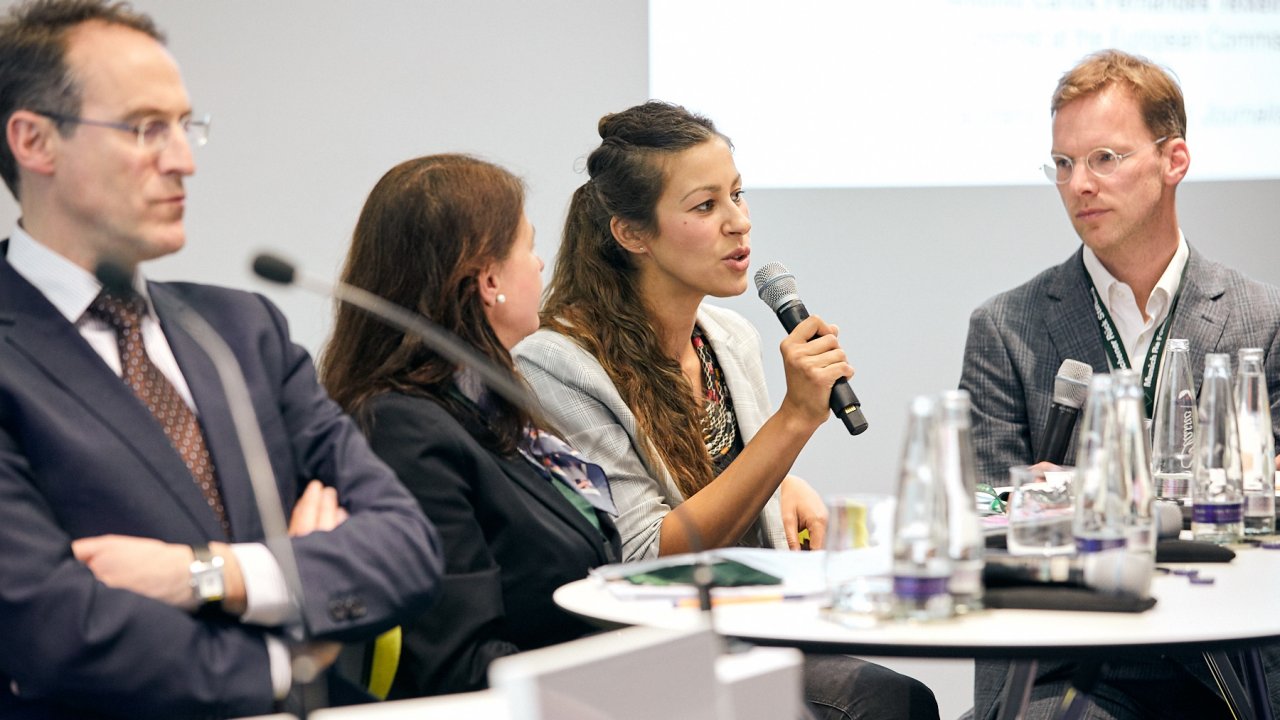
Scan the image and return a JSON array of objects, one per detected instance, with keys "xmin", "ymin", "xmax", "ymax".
[{"xmin": 691, "ymin": 326, "xmax": 740, "ymax": 474}]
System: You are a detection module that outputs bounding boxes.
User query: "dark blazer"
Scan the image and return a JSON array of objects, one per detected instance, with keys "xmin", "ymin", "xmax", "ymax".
[
  {"xmin": 961, "ymin": 245, "xmax": 1280, "ymax": 720},
  {"xmin": 0, "ymin": 256, "xmax": 443, "ymax": 719},
  {"xmin": 362, "ymin": 392, "xmax": 620, "ymax": 697}
]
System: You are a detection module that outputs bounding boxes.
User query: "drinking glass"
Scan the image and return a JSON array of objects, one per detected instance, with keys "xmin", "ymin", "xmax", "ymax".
[
  {"xmin": 824, "ymin": 494, "xmax": 895, "ymax": 626},
  {"xmin": 1007, "ymin": 466, "xmax": 1075, "ymax": 556}
]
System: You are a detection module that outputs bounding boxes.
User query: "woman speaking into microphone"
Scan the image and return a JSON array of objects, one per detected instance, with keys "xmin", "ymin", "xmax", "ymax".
[{"xmin": 514, "ymin": 101, "xmax": 938, "ymax": 720}]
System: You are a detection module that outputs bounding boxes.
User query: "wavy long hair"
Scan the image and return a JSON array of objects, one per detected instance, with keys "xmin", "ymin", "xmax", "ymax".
[
  {"xmin": 541, "ymin": 101, "xmax": 727, "ymax": 499},
  {"xmin": 320, "ymin": 153, "xmax": 530, "ymax": 454}
]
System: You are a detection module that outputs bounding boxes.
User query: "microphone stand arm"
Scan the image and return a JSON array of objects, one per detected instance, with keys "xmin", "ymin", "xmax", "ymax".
[
  {"xmin": 161, "ymin": 300, "xmax": 326, "ymax": 714},
  {"xmin": 291, "ymin": 274, "xmax": 538, "ymax": 417}
]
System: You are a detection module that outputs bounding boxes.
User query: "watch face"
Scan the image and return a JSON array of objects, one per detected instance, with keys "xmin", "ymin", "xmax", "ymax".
[
  {"xmin": 191, "ymin": 551, "xmax": 226, "ymax": 604},
  {"xmin": 195, "ymin": 571, "xmax": 224, "ymax": 601}
]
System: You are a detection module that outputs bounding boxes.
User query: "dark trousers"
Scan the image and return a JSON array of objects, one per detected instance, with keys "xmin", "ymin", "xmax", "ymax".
[
  {"xmin": 804, "ymin": 653, "xmax": 940, "ymax": 720},
  {"xmin": 974, "ymin": 656, "xmax": 1241, "ymax": 720}
]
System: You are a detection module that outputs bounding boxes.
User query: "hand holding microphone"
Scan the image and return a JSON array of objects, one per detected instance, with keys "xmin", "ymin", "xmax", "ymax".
[
  {"xmin": 777, "ymin": 315, "xmax": 854, "ymax": 426},
  {"xmin": 754, "ymin": 262, "xmax": 868, "ymax": 435}
]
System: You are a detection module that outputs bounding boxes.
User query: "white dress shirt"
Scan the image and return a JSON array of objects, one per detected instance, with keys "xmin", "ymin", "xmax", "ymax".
[
  {"xmin": 1081, "ymin": 233, "xmax": 1189, "ymax": 372},
  {"xmin": 7, "ymin": 226, "xmax": 293, "ymax": 697}
]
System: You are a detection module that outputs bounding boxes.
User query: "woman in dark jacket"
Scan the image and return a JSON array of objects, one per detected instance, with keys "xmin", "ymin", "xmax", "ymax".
[{"xmin": 320, "ymin": 154, "xmax": 620, "ymax": 696}]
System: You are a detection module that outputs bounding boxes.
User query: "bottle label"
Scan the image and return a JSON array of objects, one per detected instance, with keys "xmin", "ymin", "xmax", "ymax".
[
  {"xmin": 1155, "ymin": 473, "xmax": 1191, "ymax": 498},
  {"xmin": 892, "ymin": 575, "xmax": 949, "ymax": 600},
  {"xmin": 1075, "ymin": 536, "xmax": 1126, "ymax": 554},
  {"xmin": 949, "ymin": 565, "xmax": 983, "ymax": 595},
  {"xmin": 1177, "ymin": 394, "xmax": 1196, "ymax": 460},
  {"xmin": 1246, "ymin": 494, "xmax": 1275, "ymax": 515},
  {"xmin": 1193, "ymin": 503, "xmax": 1243, "ymax": 524}
]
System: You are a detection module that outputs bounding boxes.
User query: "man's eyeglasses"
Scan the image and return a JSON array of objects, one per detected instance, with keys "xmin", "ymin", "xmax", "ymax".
[
  {"xmin": 34, "ymin": 110, "xmax": 211, "ymax": 152},
  {"xmin": 1043, "ymin": 136, "xmax": 1169, "ymax": 184}
]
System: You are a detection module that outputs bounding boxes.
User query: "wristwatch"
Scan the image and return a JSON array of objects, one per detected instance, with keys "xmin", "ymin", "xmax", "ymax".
[{"xmin": 189, "ymin": 544, "xmax": 225, "ymax": 608}]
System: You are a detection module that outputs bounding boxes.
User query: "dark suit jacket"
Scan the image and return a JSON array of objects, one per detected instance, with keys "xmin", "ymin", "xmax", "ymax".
[
  {"xmin": 362, "ymin": 392, "xmax": 620, "ymax": 697},
  {"xmin": 960, "ymin": 245, "xmax": 1280, "ymax": 719},
  {"xmin": 0, "ymin": 256, "xmax": 443, "ymax": 719}
]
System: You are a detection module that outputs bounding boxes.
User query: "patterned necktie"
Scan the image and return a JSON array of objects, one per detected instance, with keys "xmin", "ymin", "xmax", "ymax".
[{"xmin": 87, "ymin": 291, "xmax": 230, "ymax": 538}]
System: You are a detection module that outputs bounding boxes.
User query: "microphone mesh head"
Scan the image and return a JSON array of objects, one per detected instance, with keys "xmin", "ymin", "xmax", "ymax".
[
  {"xmin": 252, "ymin": 253, "xmax": 297, "ymax": 285},
  {"xmin": 753, "ymin": 262, "xmax": 799, "ymax": 312},
  {"xmin": 1053, "ymin": 359, "xmax": 1093, "ymax": 409},
  {"xmin": 94, "ymin": 259, "xmax": 135, "ymax": 296}
]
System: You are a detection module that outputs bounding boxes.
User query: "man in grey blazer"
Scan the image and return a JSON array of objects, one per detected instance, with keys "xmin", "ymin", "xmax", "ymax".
[{"xmin": 961, "ymin": 49, "xmax": 1280, "ymax": 719}]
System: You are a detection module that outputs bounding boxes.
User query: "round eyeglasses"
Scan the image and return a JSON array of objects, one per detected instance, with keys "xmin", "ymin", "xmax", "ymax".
[
  {"xmin": 34, "ymin": 110, "xmax": 211, "ymax": 152},
  {"xmin": 1042, "ymin": 136, "xmax": 1168, "ymax": 184}
]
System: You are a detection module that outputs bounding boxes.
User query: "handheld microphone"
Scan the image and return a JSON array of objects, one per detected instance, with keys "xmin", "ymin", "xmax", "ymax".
[
  {"xmin": 753, "ymin": 262, "xmax": 867, "ymax": 436},
  {"xmin": 251, "ymin": 253, "xmax": 537, "ymax": 417},
  {"xmin": 1038, "ymin": 359, "xmax": 1093, "ymax": 465},
  {"xmin": 1152, "ymin": 499, "xmax": 1183, "ymax": 540},
  {"xmin": 984, "ymin": 548, "xmax": 1153, "ymax": 598},
  {"xmin": 95, "ymin": 261, "xmax": 328, "ymax": 707}
]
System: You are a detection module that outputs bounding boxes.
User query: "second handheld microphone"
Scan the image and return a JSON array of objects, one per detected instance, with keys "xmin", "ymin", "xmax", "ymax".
[
  {"xmin": 753, "ymin": 262, "xmax": 868, "ymax": 436},
  {"xmin": 1037, "ymin": 359, "xmax": 1094, "ymax": 465}
]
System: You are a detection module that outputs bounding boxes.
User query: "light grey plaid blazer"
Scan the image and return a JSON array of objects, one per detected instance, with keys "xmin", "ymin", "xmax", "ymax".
[
  {"xmin": 961, "ymin": 244, "xmax": 1280, "ymax": 487},
  {"xmin": 961, "ymin": 244, "xmax": 1280, "ymax": 720},
  {"xmin": 514, "ymin": 303, "xmax": 787, "ymax": 561}
]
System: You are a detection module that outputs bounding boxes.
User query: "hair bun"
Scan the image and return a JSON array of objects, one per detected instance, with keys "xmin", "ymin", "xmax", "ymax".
[
  {"xmin": 597, "ymin": 111, "xmax": 631, "ymax": 142},
  {"xmin": 585, "ymin": 101, "xmax": 722, "ymax": 185},
  {"xmin": 595, "ymin": 101, "xmax": 718, "ymax": 150}
]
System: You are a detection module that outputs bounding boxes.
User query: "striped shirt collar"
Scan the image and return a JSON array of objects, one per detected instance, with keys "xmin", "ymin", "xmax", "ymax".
[{"xmin": 8, "ymin": 224, "xmax": 155, "ymax": 323}]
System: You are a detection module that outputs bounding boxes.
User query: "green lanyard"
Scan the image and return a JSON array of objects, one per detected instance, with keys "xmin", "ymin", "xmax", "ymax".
[{"xmin": 1084, "ymin": 262, "xmax": 1189, "ymax": 419}]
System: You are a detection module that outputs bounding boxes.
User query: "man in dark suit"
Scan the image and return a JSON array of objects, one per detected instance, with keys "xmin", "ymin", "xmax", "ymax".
[
  {"xmin": 0, "ymin": 1, "xmax": 443, "ymax": 717},
  {"xmin": 960, "ymin": 49, "xmax": 1280, "ymax": 719}
]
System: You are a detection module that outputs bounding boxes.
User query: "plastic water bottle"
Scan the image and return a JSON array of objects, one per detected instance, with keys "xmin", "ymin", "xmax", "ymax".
[
  {"xmin": 1150, "ymin": 338, "xmax": 1196, "ymax": 503},
  {"xmin": 936, "ymin": 390, "xmax": 984, "ymax": 614},
  {"xmin": 1236, "ymin": 348, "xmax": 1275, "ymax": 535},
  {"xmin": 891, "ymin": 396, "xmax": 952, "ymax": 621},
  {"xmin": 1193, "ymin": 353, "xmax": 1244, "ymax": 544}
]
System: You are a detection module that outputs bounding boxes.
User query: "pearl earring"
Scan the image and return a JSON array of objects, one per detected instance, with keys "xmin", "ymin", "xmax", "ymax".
[{"xmin": 496, "ymin": 294, "xmax": 506, "ymax": 305}]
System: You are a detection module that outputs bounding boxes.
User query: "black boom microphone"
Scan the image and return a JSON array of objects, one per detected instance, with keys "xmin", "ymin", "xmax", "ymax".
[
  {"xmin": 96, "ymin": 260, "xmax": 309, "ymax": 639},
  {"xmin": 1038, "ymin": 358, "xmax": 1093, "ymax": 465},
  {"xmin": 95, "ymin": 260, "xmax": 327, "ymax": 712},
  {"xmin": 251, "ymin": 253, "xmax": 536, "ymax": 416},
  {"xmin": 753, "ymin": 262, "xmax": 868, "ymax": 436}
]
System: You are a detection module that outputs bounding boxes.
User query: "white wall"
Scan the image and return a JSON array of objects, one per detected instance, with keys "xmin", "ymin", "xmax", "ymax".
[
  {"xmin": 5, "ymin": 0, "xmax": 1277, "ymax": 497},
  {"xmin": 5, "ymin": 2, "xmax": 1280, "ymax": 716},
  {"xmin": 0, "ymin": 0, "xmax": 651, "ymax": 353}
]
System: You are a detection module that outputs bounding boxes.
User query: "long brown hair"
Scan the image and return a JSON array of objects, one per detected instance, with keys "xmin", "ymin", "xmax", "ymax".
[
  {"xmin": 541, "ymin": 101, "xmax": 726, "ymax": 499},
  {"xmin": 320, "ymin": 153, "xmax": 530, "ymax": 454}
]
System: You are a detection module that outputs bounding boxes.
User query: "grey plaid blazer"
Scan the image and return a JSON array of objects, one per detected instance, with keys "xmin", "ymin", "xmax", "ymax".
[
  {"xmin": 961, "ymin": 244, "xmax": 1280, "ymax": 719},
  {"xmin": 514, "ymin": 304, "xmax": 787, "ymax": 561},
  {"xmin": 961, "ymin": 244, "xmax": 1280, "ymax": 487}
]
